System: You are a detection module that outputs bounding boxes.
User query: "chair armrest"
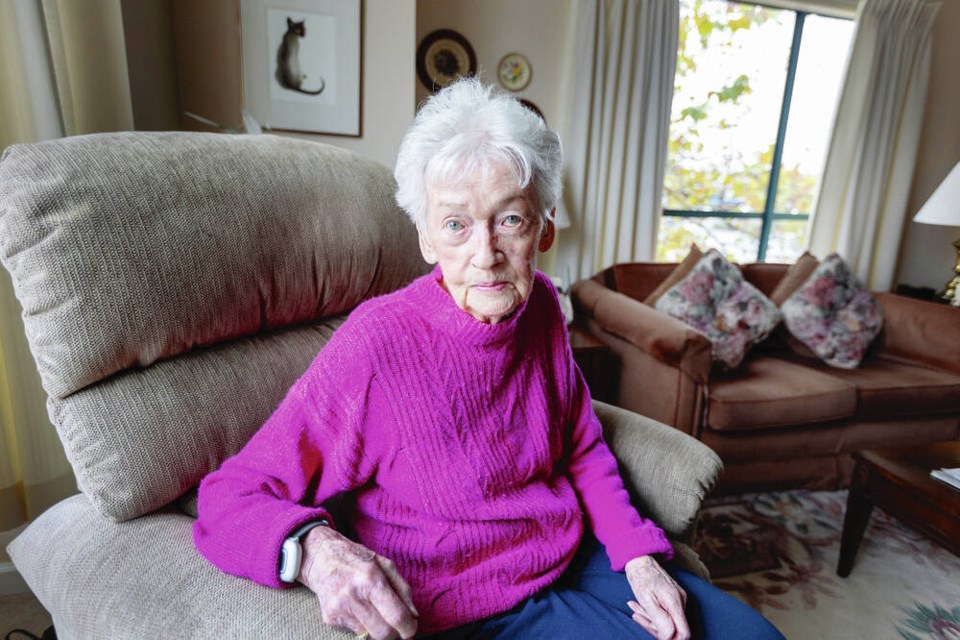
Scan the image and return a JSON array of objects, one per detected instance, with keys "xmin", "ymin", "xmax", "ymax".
[
  {"xmin": 874, "ymin": 292, "xmax": 960, "ymax": 375},
  {"xmin": 9, "ymin": 495, "xmax": 348, "ymax": 639},
  {"xmin": 595, "ymin": 400, "xmax": 722, "ymax": 542},
  {"xmin": 572, "ymin": 279, "xmax": 712, "ymax": 383}
]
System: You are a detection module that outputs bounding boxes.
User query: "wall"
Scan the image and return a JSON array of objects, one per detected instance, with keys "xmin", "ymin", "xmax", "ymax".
[
  {"xmin": 121, "ymin": 0, "xmax": 180, "ymax": 130},
  {"xmin": 895, "ymin": 0, "xmax": 960, "ymax": 290},
  {"xmin": 106, "ymin": 0, "xmax": 960, "ymax": 283},
  {"xmin": 285, "ymin": 0, "xmax": 416, "ymax": 168},
  {"xmin": 416, "ymin": 0, "xmax": 576, "ymax": 136},
  {"xmin": 171, "ymin": 0, "xmax": 415, "ymax": 170},
  {"xmin": 171, "ymin": 0, "xmax": 243, "ymax": 134}
]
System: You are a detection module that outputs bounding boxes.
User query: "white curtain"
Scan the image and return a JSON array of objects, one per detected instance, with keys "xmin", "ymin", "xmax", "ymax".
[
  {"xmin": 557, "ymin": 0, "xmax": 679, "ymax": 281},
  {"xmin": 807, "ymin": 0, "xmax": 938, "ymax": 291},
  {"xmin": 0, "ymin": 0, "xmax": 134, "ymax": 570}
]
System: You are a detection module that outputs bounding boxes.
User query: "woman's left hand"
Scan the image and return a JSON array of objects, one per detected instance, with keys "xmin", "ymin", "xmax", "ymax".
[{"xmin": 624, "ymin": 555, "xmax": 690, "ymax": 640}]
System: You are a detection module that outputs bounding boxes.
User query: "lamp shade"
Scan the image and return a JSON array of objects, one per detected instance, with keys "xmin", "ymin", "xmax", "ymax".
[{"xmin": 914, "ymin": 162, "xmax": 960, "ymax": 227}]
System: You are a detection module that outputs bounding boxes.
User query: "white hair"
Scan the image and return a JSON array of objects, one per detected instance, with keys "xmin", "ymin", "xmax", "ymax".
[{"xmin": 394, "ymin": 77, "xmax": 563, "ymax": 228}]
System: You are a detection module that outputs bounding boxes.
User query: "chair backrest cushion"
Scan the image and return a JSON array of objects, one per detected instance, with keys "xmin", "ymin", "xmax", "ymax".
[{"xmin": 0, "ymin": 132, "xmax": 429, "ymax": 521}]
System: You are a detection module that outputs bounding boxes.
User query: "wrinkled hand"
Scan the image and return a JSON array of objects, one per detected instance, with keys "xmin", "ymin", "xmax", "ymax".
[
  {"xmin": 624, "ymin": 555, "xmax": 690, "ymax": 640},
  {"xmin": 297, "ymin": 525, "xmax": 419, "ymax": 639}
]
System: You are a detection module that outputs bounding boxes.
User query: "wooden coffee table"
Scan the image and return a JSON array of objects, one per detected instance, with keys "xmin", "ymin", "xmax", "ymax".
[{"xmin": 837, "ymin": 440, "xmax": 960, "ymax": 577}]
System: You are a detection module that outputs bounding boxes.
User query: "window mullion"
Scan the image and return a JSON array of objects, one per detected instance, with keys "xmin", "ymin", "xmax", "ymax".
[{"xmin": 758, "ymin": 10, "xmax": 806, "ymax": 261}]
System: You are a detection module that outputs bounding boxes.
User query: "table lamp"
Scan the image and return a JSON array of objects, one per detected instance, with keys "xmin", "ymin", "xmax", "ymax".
[{"xmin": 913, "ymin": 161, "xmax": 960, "ymax": 306}]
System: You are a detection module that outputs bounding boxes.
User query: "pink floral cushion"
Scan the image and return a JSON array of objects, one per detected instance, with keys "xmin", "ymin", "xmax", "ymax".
[
  {"xmin": 780, "ymin": 253, "xmax": 883, "ymax": 369},
  {"xmin": 655, "ymin": 249, "xmax": 780, "ymax": 368}
]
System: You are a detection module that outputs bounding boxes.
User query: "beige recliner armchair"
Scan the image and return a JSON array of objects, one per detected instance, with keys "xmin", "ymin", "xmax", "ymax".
[{"xmin": 1, "ymin": 132, "xmax": 721, "ymax": 639}]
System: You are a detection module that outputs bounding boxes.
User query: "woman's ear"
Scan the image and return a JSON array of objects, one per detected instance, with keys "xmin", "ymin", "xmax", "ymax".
[
  {"xmin": 538, "ymin": 213, "xmax": 556, "ymax": 253},
  {"xmin": 417, "ymin": 224, "xmax": 438, "ymax": 264}
]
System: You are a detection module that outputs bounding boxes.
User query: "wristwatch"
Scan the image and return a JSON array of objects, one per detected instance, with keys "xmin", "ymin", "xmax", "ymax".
[{"xmin": 279, "ymin": 518, "xmax": 330, "ymax": 583}]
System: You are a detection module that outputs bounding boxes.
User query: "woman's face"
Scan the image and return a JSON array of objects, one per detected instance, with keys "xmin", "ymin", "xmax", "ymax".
[{"xmin": 417, "ymin": 162, "xmax": 555, "ymax": 324}]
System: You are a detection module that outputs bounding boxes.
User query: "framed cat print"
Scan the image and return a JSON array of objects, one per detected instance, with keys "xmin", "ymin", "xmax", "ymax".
[{"xmin": 241, "ymin": 0, "xmax": 361, "ymax": 136}]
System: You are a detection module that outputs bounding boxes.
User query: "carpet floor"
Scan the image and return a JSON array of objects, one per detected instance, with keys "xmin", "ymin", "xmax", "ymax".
[
  {"xmin": 693, "ymin": 490, "xmax": 960, "ymax": 640},
  {"xmin": 0, "ymin": 591, "xmax": 52, "ymax": 639}
]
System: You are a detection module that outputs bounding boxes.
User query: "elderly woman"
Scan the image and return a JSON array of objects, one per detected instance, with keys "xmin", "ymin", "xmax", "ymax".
[{"xmin": 194, "ymin": 79, "xmax": 783, "ymax": 640}]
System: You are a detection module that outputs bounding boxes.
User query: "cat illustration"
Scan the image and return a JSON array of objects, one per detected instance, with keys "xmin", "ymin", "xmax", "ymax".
[{"xmin": 275, "ymin": 18, "xmax": 325, "ymax": 95}]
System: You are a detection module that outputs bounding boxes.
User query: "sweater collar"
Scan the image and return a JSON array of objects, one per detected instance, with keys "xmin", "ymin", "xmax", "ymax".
[{"xmin": 414, "ymin": 265, "xmax": 532, "ymax": 347}]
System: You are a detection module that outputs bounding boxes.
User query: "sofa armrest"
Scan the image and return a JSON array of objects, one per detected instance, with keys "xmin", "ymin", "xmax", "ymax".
[
  {"xmin": 595, "ymin": 400, "xmax": 722, "ymax": 542},
  {"xmin": 874, "ymin": 292, "xmax": 960, "ymax": 375},
  {"xmin": 572, "ymin": 279, "xmax": 713, "ymax": 383}
]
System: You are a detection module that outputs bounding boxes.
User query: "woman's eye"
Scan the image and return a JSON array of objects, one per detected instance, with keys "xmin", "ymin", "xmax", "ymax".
[
  {"xmin": 445, "ymin": 220, "xmax": 464, "ymax": 232},
  {"xmin": 503, "ymin": 214, "xmax": 523, "ymax": 227}
]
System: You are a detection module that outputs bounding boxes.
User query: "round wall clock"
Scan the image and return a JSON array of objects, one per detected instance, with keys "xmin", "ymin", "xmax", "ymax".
[
  {"xmin": 417, "ymin": 29, "xmax": 478, "ymax": 92},
  {"xmin": 498, "ymin": 53, "xmax": 532, "ymax": 92}
]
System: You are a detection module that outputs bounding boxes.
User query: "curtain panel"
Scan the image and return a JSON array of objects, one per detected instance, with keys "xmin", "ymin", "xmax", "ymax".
[
  {"xmin": 557, "ymin": 0, "xmax": 679, "ymax": 282},
  {"xmin": 807, "ymin": 0, "xmax": 939, "ymax": 291},
  {"xmin": 0, "ymin": 0, "xmax": 135, "ymax": 567}
]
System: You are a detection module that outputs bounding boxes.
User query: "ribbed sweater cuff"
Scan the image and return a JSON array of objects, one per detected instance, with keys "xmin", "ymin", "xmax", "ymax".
[
  {"xmin": 605, "ymin": 527, "xmax": 675, "ymax": 571},
  {"xmin": 256, "ymin": 505, "xmax": 333, "ymax": 588}
]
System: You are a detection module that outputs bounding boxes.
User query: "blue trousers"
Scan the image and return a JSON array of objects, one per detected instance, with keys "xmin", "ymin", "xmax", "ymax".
[{"xmin": 430, "ymin": 536, "xmax": 784, "ymax": 639}]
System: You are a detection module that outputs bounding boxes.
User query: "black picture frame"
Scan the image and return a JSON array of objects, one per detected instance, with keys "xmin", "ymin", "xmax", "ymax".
[{"xmin": 416, "ymin": 29, "xmax": 477, "ymax": 93}]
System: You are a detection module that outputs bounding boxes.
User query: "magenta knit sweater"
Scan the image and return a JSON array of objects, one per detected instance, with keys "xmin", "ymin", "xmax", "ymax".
[{"xmin": 194, "ymin": 268, "xmax": 672, "ymax": 633}]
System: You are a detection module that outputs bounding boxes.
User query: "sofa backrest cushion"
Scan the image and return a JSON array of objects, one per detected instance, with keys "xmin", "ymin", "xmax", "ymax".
[
  {"xmin": 0, "ymin": 132, "xmax": 429, "ymax": 521},
  {"xmin": 768, "ymin": 252, "xmax": 818, "ymax": 305},
  {"xmin": 873, "ymin": 292, "xmax": 960, "ymax": 376},
  {"xmin": 643, "ymin": 244, "xmax": 703, "ymax": 306},
  {"xmin": 740, "ymin": 262, "xmax": 789, "ymax": 296},
  {"xmin": 593, "ymin": 259, "xmax": 792, "ymax": 305},
  {"xmin": 594, "ymin": 263, "xmax": 680, "ymax": 303}
]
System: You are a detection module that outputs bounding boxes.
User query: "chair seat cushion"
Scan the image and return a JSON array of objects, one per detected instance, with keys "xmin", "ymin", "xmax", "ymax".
[
  {"xmin": 707, "ymin": 356, "xmax": 857, "ymax": 431},
  {"xmin": 9, "ymin": 481, "xmax": 713, "ymax": 639}
]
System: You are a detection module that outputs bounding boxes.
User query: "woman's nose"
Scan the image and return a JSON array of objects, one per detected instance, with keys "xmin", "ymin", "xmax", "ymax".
[{"xmin": 471, "ymin": 227, "xmax": 502, "ymax": 269}]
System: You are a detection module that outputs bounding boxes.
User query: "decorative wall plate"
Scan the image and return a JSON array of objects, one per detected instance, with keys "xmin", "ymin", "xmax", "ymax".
[
  {"xmin": 417, "ymin": 29, "xmax": 477, "ymax": 92},
  {"xmin": 498, "ymin": 53, "xmax": 531, "ymax": 91}
]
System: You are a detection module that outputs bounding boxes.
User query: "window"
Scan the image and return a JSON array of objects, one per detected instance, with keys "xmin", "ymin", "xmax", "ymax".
[{"xmin": 658, "ymin": 0, "xmax": 855, "ymax": 263}]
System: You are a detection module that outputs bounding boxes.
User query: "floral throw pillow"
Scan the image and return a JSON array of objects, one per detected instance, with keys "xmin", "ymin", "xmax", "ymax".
[
  {"xmin": 655, "ymin": 249, "xmax": 781, "ymax": 368},
  {"xmin": 780, "ymin": 253, "xmax": 883, "ymax": 369}
]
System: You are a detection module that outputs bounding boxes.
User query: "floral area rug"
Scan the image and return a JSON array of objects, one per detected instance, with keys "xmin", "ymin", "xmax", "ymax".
[{"xmin": 692, "ymin": 490, "xmax": 960, "ymax": 639}]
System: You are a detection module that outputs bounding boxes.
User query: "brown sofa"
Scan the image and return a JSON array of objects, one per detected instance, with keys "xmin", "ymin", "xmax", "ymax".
[{"xmin": 572, "ymin": 262, "xmax": 960, "ymax": 495}]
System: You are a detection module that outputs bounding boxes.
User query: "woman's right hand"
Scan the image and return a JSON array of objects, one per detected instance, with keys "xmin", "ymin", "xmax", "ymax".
[{"xmin": 297, "ymin": 525, "xmax": 419, "ymax": 639}]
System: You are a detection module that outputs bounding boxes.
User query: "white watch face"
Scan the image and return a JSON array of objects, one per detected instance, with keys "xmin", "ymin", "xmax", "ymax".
[
  {"xmin": 279, "ymin": 520, "xmax": 328, "ymax": 582},
  {"xmin": 279, "ymin": 538, "xmax": 302, "ymax": 583}
]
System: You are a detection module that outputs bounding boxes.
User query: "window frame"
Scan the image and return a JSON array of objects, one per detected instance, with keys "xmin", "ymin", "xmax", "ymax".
[{"xmin": 662, "ymin": 6, "xmax": 814, "ymax": 262}]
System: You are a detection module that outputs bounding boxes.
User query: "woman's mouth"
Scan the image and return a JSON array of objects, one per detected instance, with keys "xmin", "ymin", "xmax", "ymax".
[{"xmin": 472, "ymin": 281, "xmax": 508, "ymax": 292}]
